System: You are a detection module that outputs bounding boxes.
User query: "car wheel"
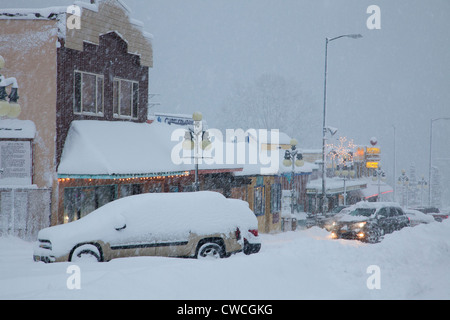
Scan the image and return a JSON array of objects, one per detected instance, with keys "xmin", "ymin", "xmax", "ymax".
[
  {"xmin": 70, "ymin": 244, "xmax": 102, "ymax": 262},
  {"xmin": 365, "ymin": 229, "xmax": 381, "ymax": 244},
  {"xmin": 196, "ymin": 242, "xmax": 223, "ymax": 259}
]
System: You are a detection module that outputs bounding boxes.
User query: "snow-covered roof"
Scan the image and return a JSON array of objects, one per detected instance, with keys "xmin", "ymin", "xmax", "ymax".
[
  {"xmin": 0, "ymin": 1, "xmax": 153, "ymax": 41},
  {"xmin": 234, "ymin": 143, "xmax": 316, "ymax": 177},
  {"xmin": 57, "ymin": 120, "xmax": 242, "ymax": 177},
  {"xmin": 0, "ymin": 6, "xmax": 67, "ymax": 20},
  {"xmin": 0, "ymin": 119, "xmax": 36, "ymax": 139},
  {"xmin": 306, "ymin": 177, "xmax": 368, "ymax": 194}
]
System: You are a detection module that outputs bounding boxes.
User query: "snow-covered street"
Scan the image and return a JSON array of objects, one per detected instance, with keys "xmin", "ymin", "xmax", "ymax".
[{"xmin": 1, "ymin": 220, "xmax": 449, "ymax": 300}]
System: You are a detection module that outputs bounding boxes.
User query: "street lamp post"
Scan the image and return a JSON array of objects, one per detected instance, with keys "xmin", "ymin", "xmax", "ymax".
[
  {"xmin": 283, "ymin": 139, "xmax": 304, "ymax": 215},
  {"xmin": 182, "ymin": 112, "xmax": 211, "ymax": 191},
  {"xmin": 338, "ymin": 164, "xmax": 355, "ymax": 206},
  {"xmin": 398, "ymin": 169, "xmax": 409, "ymax": 207},
  {"xmin": 417, "ymin": 176, "xmax": 427, "ymax": 207},
  {"xmin": 428, "ymin": 117, "xmax": 450, "ymax": 206},
  {"xmin": 372, "ymin": 166, "xmax": 386, "ymax": 202},
  {"xmin": 321, "ymin": 33, "xmax": 362, "ymax": 213}
]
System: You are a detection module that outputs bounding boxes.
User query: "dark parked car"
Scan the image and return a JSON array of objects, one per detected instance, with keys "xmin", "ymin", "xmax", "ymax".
[{"xmin": 330, "ymin": 202, "xmax": 410, "ymax": 243}]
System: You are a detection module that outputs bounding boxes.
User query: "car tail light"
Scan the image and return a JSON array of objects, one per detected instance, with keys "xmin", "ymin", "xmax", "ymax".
[
  {"xmin": 248, "ymin": 229, "xmax": 259, "ymax": 237},
  {"xmin": 235, "ymin": 228, "xmax": 241, "ymax": 240}
]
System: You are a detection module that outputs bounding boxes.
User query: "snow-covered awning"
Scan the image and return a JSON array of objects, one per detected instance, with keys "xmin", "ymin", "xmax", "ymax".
[
  {"xmin": 306, "ymin": 177, "xmax": 368, "ymax": 195},
  {"xmin": 57, "ymin": 120, "xmax": 242, "ymax": 179}
]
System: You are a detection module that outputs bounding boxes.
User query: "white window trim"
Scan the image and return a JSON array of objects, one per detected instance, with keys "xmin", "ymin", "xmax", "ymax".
[
  {"xmin": 73, "ymin": 70, "xmax": 105, "ymax": 117},
  {"xmin": 113, "ymin": 77, "xmax": 139, "ymax": 120}
]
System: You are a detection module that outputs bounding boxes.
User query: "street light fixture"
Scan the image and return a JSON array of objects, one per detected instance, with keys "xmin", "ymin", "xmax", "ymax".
[
  {"xmin": 372, "ymin": 166, "xmax": 386, "ymax": 202},
  {"xmin": 428, "ymin": 117, "xmax": 450, "ymax": 206},
  {"xmin": 398, "ymin": 169, "xmax": 409, "ymax": 207},
  {"xmin": 182, "ymin": 112, "xmax": 212, "ymax": 191},
  {"xmin": 283, "ymin": 139, "xmax": 304, "ymax": 215},
  {"xmin": 0, "ymin": 55, "xmax": 21, "ymax": 118},
  {"xmin": 321, "ymin": 33, "xmax": 362, "ymax": 213},
  {"xmin": 417, "ymin": 175, "xmax": 428, "ymax": 207},
  {"xmin": 338, "ymin": 164, "xmax": 355, "ymax": 206}
]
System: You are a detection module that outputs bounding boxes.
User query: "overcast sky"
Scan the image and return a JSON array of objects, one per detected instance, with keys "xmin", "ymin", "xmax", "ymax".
[{"xmin": 6, "ymin": 0, "xmax": 450, "ymax": 205}]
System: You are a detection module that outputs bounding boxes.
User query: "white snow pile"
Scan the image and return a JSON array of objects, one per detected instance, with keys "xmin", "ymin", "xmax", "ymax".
[
  {"xmin": 1, "ymin": 218, "xmax": 449, "ymax": 299},
  {"xmin": 36, "ymin": 191, "xmax": 258, "ymax": 258}
]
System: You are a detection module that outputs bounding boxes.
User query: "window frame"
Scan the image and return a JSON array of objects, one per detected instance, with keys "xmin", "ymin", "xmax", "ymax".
[
  {"xmin": 253, "ymin": 185, "xmax": 265, "ymax": 216},
  {"xmin": 73, "ymin": 70, "xmax": 104, "ymax": 116},
  {"xmin": 270, "ymin": 183, "xmax": 282, "ymax": 213},
  {"xmin": 112, "ymin": 77, "xmax": 140, "ymax": 119}
]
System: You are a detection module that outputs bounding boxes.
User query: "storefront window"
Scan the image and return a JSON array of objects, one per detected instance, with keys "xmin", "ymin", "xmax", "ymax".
[
  {"xmin": 270, "ymin": 183, "xmax": 281, "ymax": 213},
  {"xmin": 254, "ymin": 186, "xmax": 265, "ymax": 216},
  {"xmin": 64, "ymin": 185, "xmax": 115, "ymax": 223},
  {"xmin": 119, "ymin": 184, "xmax": 142, "ymax": 198}
]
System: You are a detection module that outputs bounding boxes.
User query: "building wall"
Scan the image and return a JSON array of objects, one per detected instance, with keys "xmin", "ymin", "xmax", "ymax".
[
  {"xmin": 242, "ymin": 174, "xmax": 310, "ymax": 233},
  {"xmin": 56, "ymin": 31, "xmax": 149, "ymax": 168},
  {"xmin": 0, "ymin": 19, "xmax": 58, "ymax": 189},
  {"xmin": 65, "ymin": 0, "xmax": 153, "ymax": 68},
  {"xmin": 246, "ymin": 176, "xmax": 281, "ymax": 233}
]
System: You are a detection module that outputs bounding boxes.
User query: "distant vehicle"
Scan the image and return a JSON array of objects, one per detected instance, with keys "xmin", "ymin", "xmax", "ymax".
[
  {"xmin": 330, "ymin": 205, "xmax": 349, "ymax": 215},
  {"xmin": 410, "ymin": 207, "xmax": 449, "ymax": 222},
  {"xmin": 34, "ymin": 192, "xmax": 260, "ymax": 263},
  {"xmin": 404, "ymin": 209, "xmax": 435, "ymax": 227},
  {"xmin": 330, "ymin": 202, "xmax": 410, "ymax": 243}
]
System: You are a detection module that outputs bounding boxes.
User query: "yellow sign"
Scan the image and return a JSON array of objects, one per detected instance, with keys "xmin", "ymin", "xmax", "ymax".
[
  {"xmin": 366, "ymin": 147, "xmax": 380, "ymax": 154},
  {"xmin": 366, "ymin": 162, "xmax": 379, "ymax": 169}
]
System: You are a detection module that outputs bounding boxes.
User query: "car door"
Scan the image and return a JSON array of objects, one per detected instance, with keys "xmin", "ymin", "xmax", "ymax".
[
  {"xmin": 376, "ymin": 207, "xmax": 392, "ymax": 234},
  {"xmin": 393, "ymin": 207, "xmax": 408, "ymax": 229},
  {"xmin": 107, "ymin": 212, "xmax": 157, "ymax": 259},
  {"xmin": 154, "ymin": 231, "xmax": 191, "ymax": 257}
]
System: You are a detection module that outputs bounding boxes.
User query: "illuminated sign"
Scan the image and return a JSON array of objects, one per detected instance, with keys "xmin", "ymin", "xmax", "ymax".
[
  {"xmin": 366, "ymin": 162, "xmax": 379, "ymax": 169},
  {"xmin": 366, "ymin": 147, "xmax": 380, "ymax": 154},
  {"xmin": 354, "ymin": 147, "xmax": 365, "ymax": 161}
]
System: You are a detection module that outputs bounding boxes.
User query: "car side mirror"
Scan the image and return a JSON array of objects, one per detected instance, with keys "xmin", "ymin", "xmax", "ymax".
[
  {"xmin": 113, "ymin": 213, "xmax": 127, "ymax": 231},
  {"xmin": 115, "ymin": 224, "xmax": 126, "ymax": 231}
]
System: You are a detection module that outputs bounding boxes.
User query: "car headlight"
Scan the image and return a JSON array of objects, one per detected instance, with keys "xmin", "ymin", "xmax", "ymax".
[{"xmin": 353, "ymin": 222, "xmax": 367, "ymax": 229}]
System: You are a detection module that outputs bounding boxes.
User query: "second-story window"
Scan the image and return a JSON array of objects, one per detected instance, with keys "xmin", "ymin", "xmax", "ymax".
[
  {"xmin": 113, "ymin": 78, "xmax": 139, "ymax": 119},
  {"xmin": 74, "ymin": 71, "xmax": 104, "ymax": 116}
]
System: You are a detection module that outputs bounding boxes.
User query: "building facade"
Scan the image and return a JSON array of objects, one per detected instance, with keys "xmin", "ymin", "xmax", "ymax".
[{"xmin": 0, "ymin": 0, "xmax": 154, "ymax": 232}]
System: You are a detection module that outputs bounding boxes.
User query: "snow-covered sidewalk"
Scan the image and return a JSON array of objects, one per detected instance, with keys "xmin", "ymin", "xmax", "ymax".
[{"xmin": 1, "ymin": 220, "xmax": 449, "ymax": 299}]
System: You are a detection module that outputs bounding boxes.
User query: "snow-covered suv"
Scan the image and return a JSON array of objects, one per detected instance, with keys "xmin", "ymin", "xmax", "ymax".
[
  {"xmin": 330, "ymin": 202, "xmax": 410, "ymax": 243},
  {"xmin": 33, "ymin": 191, "xmax": 260, "ymax": 262}
]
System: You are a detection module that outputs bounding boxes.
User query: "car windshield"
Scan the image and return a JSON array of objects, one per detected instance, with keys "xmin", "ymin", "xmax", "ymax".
[{"xmin": 349, "ymin": 208, "xmax": 376, "ymax": 217}]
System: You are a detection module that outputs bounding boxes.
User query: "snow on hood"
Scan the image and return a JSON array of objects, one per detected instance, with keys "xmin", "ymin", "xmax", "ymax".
[{"xmin": 37, "ymin": 191, "xmax": 258, "ymax": 257}]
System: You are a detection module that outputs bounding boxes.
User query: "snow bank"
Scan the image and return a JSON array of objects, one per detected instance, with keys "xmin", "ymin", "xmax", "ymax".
[{"xmin": 2, "ymin": 219, "xmax": 449, "ymax": 299}]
